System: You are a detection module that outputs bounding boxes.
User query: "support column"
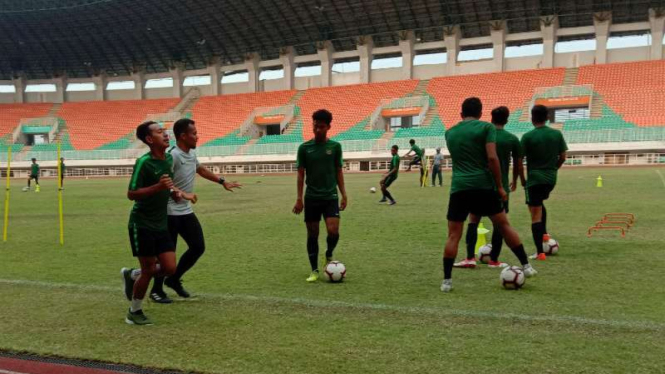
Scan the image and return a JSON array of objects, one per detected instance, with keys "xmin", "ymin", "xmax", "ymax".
[
  {"xmin": 443, "ymin": 26, "xmax": 460, "ymax": 76},
  {"xmin": 540, "ymin": 16, "xmax": 559, "ymax": 69},
  {"xmin": 245, "ymin": 53, "xmax": 260, "ymax": 92},
  {"xmin": 357, "ymin": 36, "xmax": 373, "ymax": 84},
  {"xmin": 131, "ymin": 70, "xmax": 145, "ymax": 100},
  {"xmin": 280, "ymin": 47, "xmax": 296, "ymax": 90},
  {"xmin": 317, "ymin": 41, "xmax": 334, "ymax": 87},
  {"xmin": 55, "ymin": 76, "xmax": 66, "ymax": 103},
  {"xmin": 208, "ymin": 58, "xmax": 221, "ymax": 96},
  {"xmin": 398, "ymin": 31, "xmax": 415, "ymax": 80},
  {"xmin": 490, "ymin": 21, "xmax": 507, "ymax": 72},
  {"xmin": 12, "ymin": 75, "xmax": 25, "ymax": 103},
  {"xmin": 171, "ymin": 64, "xmax": 184, "ymax": 98},
  {"xmin": 650, "ymin": 8, "xmax": 665, "ymax": 60},
  {"xmin": 593, "ymin": 12, "xmax": 612, "ymax": 64},
  {"xmin": 92, "ymin": 72, "xmax": 107, "ymax": 101}
]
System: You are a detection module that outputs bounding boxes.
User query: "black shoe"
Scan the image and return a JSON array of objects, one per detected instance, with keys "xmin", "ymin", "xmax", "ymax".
[
  {"xmin": 120, "ymin": 267, "xmax": 135, "ymax": 301},
  {"xmin": 164, "ymin": 278, "xmax": 191, "ymax": 298},
  {"xmin": 149, "ymin": 291, "xmax": 173, "ymax": 304}
]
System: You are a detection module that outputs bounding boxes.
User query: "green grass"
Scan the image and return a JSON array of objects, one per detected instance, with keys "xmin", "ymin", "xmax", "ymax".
[{"xmin": 1, "ymin": 167, "xmax": 665, "ymax": 373}]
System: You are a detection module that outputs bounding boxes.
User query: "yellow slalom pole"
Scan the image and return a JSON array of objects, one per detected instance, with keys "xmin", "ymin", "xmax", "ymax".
[
  {"xmin": 3, "ymin": 147, "xmax": 11, "ymax": 242},
  {"xmin": 57, "ymin": 143, "xmax": 64, "ymax": 245}
]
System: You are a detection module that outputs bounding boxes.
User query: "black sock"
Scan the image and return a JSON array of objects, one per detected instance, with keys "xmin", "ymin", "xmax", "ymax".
[
  {"xmin": 542, "ymin": 205, "xmax": 548, "ymax": 234},
  {"xmin": 384, "ymin": 190, "xmax": 394, "ymax": 202},
  {"xmin": 307, "ymin": 236, "xmax": 319, "ymax": 271},
  {"xmin": 510, "ymin": 244, "xmax": 529, "ymax": 265},
  {"xmin": 443, "ymin": 257, "xmax": 454, "ymax": 279},
  {"xmin": 325, "ymin": 234, "xmax": 339, "ymax": 259},
  {"xmin": 490, "ymin": 226, "xmax": 503, "ymax": 262},
  {"xmin": 532, "ymin": 222, "xmax": 545, "ymax": 254},
  {"xmin": 151, "ymin": 276, "xmax": 165, "ymax": 294},
  {"xmin": 465, "ymin": 223, "xmax": 478, "ymax": 260}
]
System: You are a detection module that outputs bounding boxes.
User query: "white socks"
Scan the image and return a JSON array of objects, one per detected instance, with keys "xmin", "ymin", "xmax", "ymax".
[{"xmin": 131, "ymin": 298, "xmax": 143, "ymax": 312}]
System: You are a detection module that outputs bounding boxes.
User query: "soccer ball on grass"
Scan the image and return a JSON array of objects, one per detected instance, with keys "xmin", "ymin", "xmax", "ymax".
[
  {"xmin": 324, "ymin": 261, "xmax": 346, "ymax": 283},
  {"xmin": 500, "ymin": 266, "xmax": 525, "ymax": 290},
  {"xmin": 543, "ymin": 238, "xmax": 559, "ymax": 255},
  {"xmin": 370, "ymin": 187, "xmax": 377, "ymax": 193},
  {"xmin": 478, "ymin": 244, "xmax": 492, "ymax": 264}
]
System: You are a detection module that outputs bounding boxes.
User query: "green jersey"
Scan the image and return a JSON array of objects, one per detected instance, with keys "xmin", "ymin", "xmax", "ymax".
[
  {"xmin": 30, "ymin": 163, "xmax": 39, "ymax": 176},
  {"xmin": 296, "ymin": 139, "xmax": 343, "ymax": 200},
  {"xmin": 445, "ymin": 119, "xmax": 496, "ymax": 194},
  {"xmin": 60, "ymin": 162, "xmax": 66, "ymax": 173},
  {"xmin": 521, "ymin": 126, "xmax": 568, "ymax": 187},
  {"xmin": 411, "ymin": 144, "xmax": 424, "ymax": 158},
  {"xmin": 495, "ymin": 129, "xmax": 521, "ymax": 192},
  {"xmin": 390, "ymin": 154, "xmax": 400, "ymax": 176},
  {"xmin": 128, "ymin": 152, "xmax": 174, "ymax": 231}
]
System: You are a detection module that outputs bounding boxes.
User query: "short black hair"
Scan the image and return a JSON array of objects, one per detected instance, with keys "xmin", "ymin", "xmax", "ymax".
[
  {"xmin": 312, "ymin": 109, "xmax": 333, "ymax": 125},
  {"xmin": 392, "ymin": 144, "xmax": 399, "ymax": 150},
  {"xmin": 461, "ymin": 97, "xmax": 483, "ymax": 118},
  {"xmin": 136, "ymin": 121, "xmax": 158, "ymax": 145},
  {"xmin": 31, "ymin": 158, "xmax": 36, "ymax": 162},
  {"xmin": 531, "ymin": 105, "xmax": 549, "ymax": 124},
  {"xmin": 491, "ymin": 106, "xmax": 510, "ymax": 125},
  {"xmin": 173, "ymin": 118, "xmax": 195, "ymax": 140},
  {"xmin": 409, "ymin": 139, "xmax": 415, "ymax": 145}
]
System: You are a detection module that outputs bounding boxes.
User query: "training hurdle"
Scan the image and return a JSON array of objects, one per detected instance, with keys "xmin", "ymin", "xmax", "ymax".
[{"xmin": 587, "ymin": 213, "xmax": 635, "ymax": 238}]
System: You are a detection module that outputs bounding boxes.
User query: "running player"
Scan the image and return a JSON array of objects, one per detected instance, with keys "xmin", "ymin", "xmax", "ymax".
[
  {"xmin": 404, "ymin": 139, "xmax": 425, "ymax": 184},
  {"xmin": 292, "ymin": 109, "xmax": 348, "ymax": 282},
  {"xmin": 149, "ymin": 118, "xmax": 241, "ymax": 303},
  {"xmin": 379, "ymin": 145, "xmax": 399, "ymax": 205},
  {"xmin": 521, "ymin": 104, "xmax": 568, "ymax": 260},
  {"xmin": 27, "ymin": 158, "xmax": 40, "ymax": 192},
  {"xmin": 120, "ymin": 121, "xmax": 195, "ymax": 325},
  {"xmin": 454, "ymin": 106, "xmax": 523, "ymax": 269},
  {"xmin": 442, "ymin": 98, "xmax": 535, "ymax": 292}
]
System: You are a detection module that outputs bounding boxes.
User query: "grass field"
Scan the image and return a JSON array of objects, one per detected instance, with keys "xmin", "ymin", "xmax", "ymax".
[{"xmin": 1, "ymin": 166, "xmax": 665, "ymax": 373}]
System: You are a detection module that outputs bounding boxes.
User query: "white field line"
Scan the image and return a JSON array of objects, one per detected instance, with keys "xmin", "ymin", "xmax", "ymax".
[
  {"xmin": 656, "ymin": 170, "xmax": 665, "ymax": 188},
  {"xmin": 0, "ymin": 370, "xmax": 30, "ymax": 374},
  {"xmin": 1, "ymin": 278, "xmax": 664, "ymax": 332}
]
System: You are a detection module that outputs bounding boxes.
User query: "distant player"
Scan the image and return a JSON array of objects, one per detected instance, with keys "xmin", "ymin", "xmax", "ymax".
[
  {"xmin": 431, "ymin": 147, "xmax": 444, "ymax": 187},
  {"xmin": 521, "ymin": 105, "xmax": 568, "ymax": 260},
  {"xmin": 120, "ymin": 121, "xmax": 195, "ymax": 325},
  {"xmin": 455, "ymin": 106, "xmax": 523, "ymax": 269},
  {"xmin": 293, "ymin": 109, "xmax": 348, "ymax": 282},
  {"xmin": 27, "ymin": 158, "xmax": 40, "ymax": 192},
  {"xmin": 379, "ymin": 145, "xmax": 400, "ymax": 205},
  {"xmin": 149, "ymin": 118, "xmax": 241, "ymax": 303},
  {"xmin": 441, "ymin": 97, "xmax": 535, "ymax": 292},
  {"xmin": 59, "ymin": 157, "xmax": 65, "ymax": 189}
]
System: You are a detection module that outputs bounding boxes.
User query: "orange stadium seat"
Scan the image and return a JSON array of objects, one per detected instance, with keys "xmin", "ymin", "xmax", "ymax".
[
  {"xmin": 57, "ymin": 99, "xmax": 180, "ymax": 150},
  {"xmin": 427, "ymin": 68, "xmax": 566, "ymax": 128},
  {"xmin": 296, "ymin": 80, "xmax": 419, "ymax": 138},
  {"xmin": 0, "ymin": 103, "xmax": 53, "ymax": 138},
  {"xmin": 191, "ymin": 90, "xmax": 295, "ymax": 145},
  {"xmin": 577, "ymin": 61, "xmax": 665, "ymax": 127}
]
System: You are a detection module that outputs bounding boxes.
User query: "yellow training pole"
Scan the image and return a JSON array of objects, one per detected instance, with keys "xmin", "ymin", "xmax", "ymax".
[
  {"xmin": 3, "ymin": 147, "xmax": 11, "ymax": 242},
  {"xmin": 57, "ymin": 143, "xmax": 64, "ymax": 245}
]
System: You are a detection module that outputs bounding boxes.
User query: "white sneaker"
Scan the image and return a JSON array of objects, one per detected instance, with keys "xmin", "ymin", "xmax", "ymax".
[
  {"xmin": 440, "ymin": 279, "xmax": 453, "ymax": 293},
  {"xmin": 523, "ymin": 264, "xmax": 538, "ymax": 277}
]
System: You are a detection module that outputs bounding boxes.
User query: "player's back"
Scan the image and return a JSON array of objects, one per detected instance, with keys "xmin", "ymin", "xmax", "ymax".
[
  {"xmin": 445, "ymin": 119, "xmax": 495, "ymax": 193},
  {"xmin": 495, "ymin": 129, "xmax": 520, "ymax": 188},
  {"xmin": 521, "ymin": 126, "xmax": 567, "ymax": 186}
]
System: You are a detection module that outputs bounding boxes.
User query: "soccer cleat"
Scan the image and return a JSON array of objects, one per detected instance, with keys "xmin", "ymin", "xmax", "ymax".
[
  {"xmin": 164, "ymin": 277, "xmax": 191, "ymax": 298},
  {"xmin": 523, "ymin": 264, "xmax": 538, "ymax": 278},
  {"xmin": 306, "ymin": 270, "xmax": 319, "ymax": 283},
  {"xmin": 378, "ymin": 198, "xmax": 387, "ymax": 203},
  {"xmin": 529, "ymin": 253, "xmax": 547, "ymax": 261},
  {"xmin": 120, "ymin": 267, "xmax": 135, "ymax": 301},
  {"xmin": 453, "ymin": 258, "xmax": 477, "ymax": 268},
  {"xmin": 149, "ymin": 291, "xmax": 173, "ymax": 304},
  {"xmin": 440, "ymin": 279, "xmax": 453, "ymax": 293},
  {"xmin": 488, "ymin": 260, "xmax": 509, "ymax": 268},
  {"xmin": 325, "ymin": 256, "xmax": 334, "ymax": 264},
  {"xmin": 388, "ymin": 200, "xmax": 396, "ymax": 205},
  {"xmin": 125, "ymin": 308, "xmax": 153, "ymax": 326}
]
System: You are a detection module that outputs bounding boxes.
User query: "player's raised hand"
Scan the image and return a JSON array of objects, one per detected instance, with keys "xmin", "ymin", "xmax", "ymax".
[
  {"xmin": 222, "ymin": 181, "xmax": 242, "ymax": 192},
  {"xmin": 159, "ymin": 174, "xmax": 174, "ymax": 190},
  {"xmin": 292, "ymin": 198, "xmax": 304, "ymax": 214},
  {"xmin": 340, "ymin": 195, "xmax": 348, "ymax": 211}
]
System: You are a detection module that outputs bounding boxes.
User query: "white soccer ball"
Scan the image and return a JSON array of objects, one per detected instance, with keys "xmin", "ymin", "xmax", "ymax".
[
  {"xmin": 543, "ymin": 238, "xmax": 559, "ymax": 255},
  {"xmin": 500, "ymin": 266, "xmax": 525, "ymax": 290},
  {"xmin": 370, "ymin": 187, "xmax": 377, "ymax": 193},
  {"xmin": 21, "ymin": 186, "xmax": 29, "ymax": 192},
  {"xmin": 478, "ymin": 244, "xmax": 493, "ymax": 264},
  {"xmin": 324, "ymin": 261, "xmax": 346, "ymax": 283}
]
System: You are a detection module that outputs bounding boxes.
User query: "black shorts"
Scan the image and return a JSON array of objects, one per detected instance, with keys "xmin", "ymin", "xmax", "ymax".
[
  {"xmin": 29, "ymin": 175, "xmax": 38, "ymax": 180},
  {"xmin": 409, "ymin": 157, "xmax": 422, "ymax": 166},
  {"xmin": 447, "ymin": 189, "xmax": 504, "ymax": 222},
  {"xmin": 304, "ymin": 199, "xmax": 340, "ymax": 222},
  {"xmin": 526, "ymin": 184, "xmax": 555, "ymax": 207},
  {"xmin": 128, "ymin": 225, "xmax": 175, "ymax": 258},
  {"xmin": 383, "ymin": 175, "xmax": 397, "ymax": 188}
]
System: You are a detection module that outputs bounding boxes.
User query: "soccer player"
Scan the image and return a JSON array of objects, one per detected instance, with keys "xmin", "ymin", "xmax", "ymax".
[
  {"xmin": 27, "ymin": 158, "xmax": 40, "ymax": 192},
  {"xmin": 441, "ymin": 98, "xmax": 535, "ymax": 292},
  {"xmin": 379, "ymin": 145, "xmax": 400, "ymax": 205},
  {"xmin": 404, "ymin": 139, "xmax": 425, "ymax": 182},
  {"xmin": 521, "ymin": 105, "xmax": 568, "ymax": 260},
  {"xmin": 149, "ymin": 118, "xmax": 241, "ymax": 303},
  {"xmin": 454, "ymin": 106, "xmax": 523, "ymax": 269},
  {"xmin": 431, "ymin": 147, "xmax": 444, "ymax": 187},
  {"xmin": 292, "ymin": 109, "xmax": 348, "ymax": 282},
  {"xmin": 59, "ymin": 157, "xmax": 65, "ymax": 189},
  {"xmin": 120, "ymin": 121, "xmax": 195, "ymax": 325}
]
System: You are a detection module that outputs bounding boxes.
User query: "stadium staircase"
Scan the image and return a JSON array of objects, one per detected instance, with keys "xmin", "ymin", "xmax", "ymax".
[{"xmin": 563, "ymin": 67, "xmax": 579, "ymax": 86}]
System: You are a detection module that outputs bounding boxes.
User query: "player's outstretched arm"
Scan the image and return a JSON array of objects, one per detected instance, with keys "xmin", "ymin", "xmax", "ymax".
[
  {"xmin": 197, "ymin": 165, "xmax": 242, "ymax": 192},
  {"xmin": 292, "ymin": 167, "xmax": 305, "ymax": 214},
  {"xmin": 337, "ymin": 167, "xmax": 348, "ymax": 211}
]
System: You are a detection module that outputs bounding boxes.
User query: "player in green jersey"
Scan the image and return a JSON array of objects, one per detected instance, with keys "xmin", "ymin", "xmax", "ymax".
[
  {"xmin": 379, "ymin": 145, "xmax": 400, "ymax": 205},
  {"xmin": 27, "ymin": 158, "xmax": 40, "ymax": 192}
]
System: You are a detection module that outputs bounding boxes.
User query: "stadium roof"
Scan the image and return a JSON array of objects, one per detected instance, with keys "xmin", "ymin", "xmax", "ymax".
[{"xmin": 1, "ymin": 0, "xmax": 663, "ymax": 80}]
